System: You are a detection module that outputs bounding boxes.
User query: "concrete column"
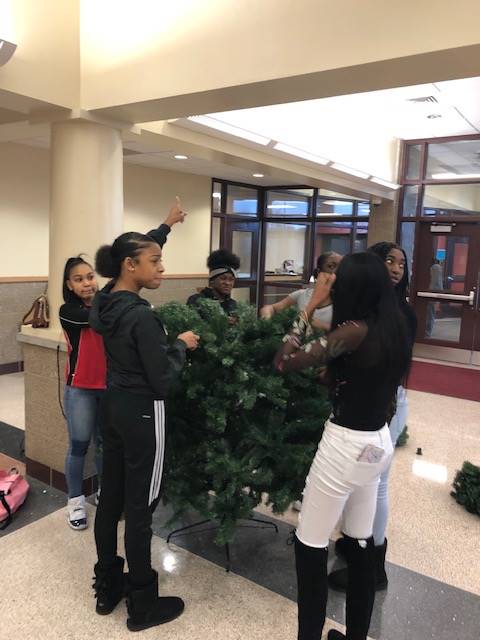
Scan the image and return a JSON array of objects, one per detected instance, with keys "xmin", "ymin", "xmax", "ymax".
[
  {"xmin": 48, "ymin": 120, "xmax": 123, "ymax": 330},
  {"xmin": 367, "ymin": 195, "xmax": 399, "ymax": 247}
]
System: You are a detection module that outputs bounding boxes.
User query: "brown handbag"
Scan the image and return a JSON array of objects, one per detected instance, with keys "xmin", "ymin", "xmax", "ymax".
[{"xmin": 22, "ymin": 293, "xmax": 50, "ymax": 328}]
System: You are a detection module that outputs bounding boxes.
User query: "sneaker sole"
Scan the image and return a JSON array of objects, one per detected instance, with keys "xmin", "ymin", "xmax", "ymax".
[{"xmin": 67, "ymin": 519, "xmax": 88, "ymax": 531}]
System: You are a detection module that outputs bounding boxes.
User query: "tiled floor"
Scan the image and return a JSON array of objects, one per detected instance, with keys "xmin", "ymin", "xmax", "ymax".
[{"xmin": 1, "ymin": 373, "xmax": 480, "ymax": 639}]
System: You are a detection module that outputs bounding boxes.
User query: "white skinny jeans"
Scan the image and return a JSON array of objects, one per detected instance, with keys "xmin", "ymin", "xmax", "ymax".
[{"xmin": 296, "ymin": 420, "xmax": 394, "ymax": 548}]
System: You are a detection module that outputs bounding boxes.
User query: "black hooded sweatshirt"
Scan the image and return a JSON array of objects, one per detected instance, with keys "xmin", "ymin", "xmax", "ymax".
[
  {"xmin": 89, "ymin": 284, "xmax": 186, "ymax": 399},
  {"xmin": 88, "ymin": 223, "xmax": 186, "ymax": 399}
]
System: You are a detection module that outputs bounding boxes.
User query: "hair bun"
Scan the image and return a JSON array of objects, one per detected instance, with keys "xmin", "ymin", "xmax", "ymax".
[{"xmin": 95, "ymin": 244, "xmax": 118, "ymax": 279}]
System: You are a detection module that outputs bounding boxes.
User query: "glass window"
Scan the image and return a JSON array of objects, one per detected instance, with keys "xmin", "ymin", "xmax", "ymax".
[
  {"xmin": 424, "ymin": 301, "xmax": 462, "ymax": 342},
  {"xmin": 422, "ymin": 184, "xmax": 480, "ymax": 216},
  {"xmin": 266, "ymin": 189, "xmax": 311, "ymax": 216},
  {"xmin": 400, "ymin": 222, "xmax": 416, "ymax": 275},
  {"xmin": 426, "ymin": 139, "xmax": 480, "ymax": 180},
  {"xmin": 264, "ymin": 223, "xmax": 307, "ymax": 281},
  {"xmin": 353, "ymin": 221, "xmax": 368, "ymax": 252},
  {"xmin": 232, "ymin": 230, "xmax": 253, "ymax": 278},
  {"xmin": 317, "ymin": 198, "xmax": 354, "ymax": 217},
  {"xmin": 401, "ymin": 185, "xmax": 420, "ymax": 217},
  {"xmin": 232, "ymin": 287, "xmax": 252, "ymax": 303},
  {"xmin": 429, "ymin": 235, "xmax": 468, "ymax": 293},
  {"xmin": 315, "ymin": 221, "xmax": 352, "ymax": 258},
  {"xmin": 263, "ymin": 284, "xmax": 303, "ymax": 305},
  {"xmin": 212, "ymin": 181, "xmax": 222, "ymax": 213},
  {"xmin": 211, "ymin": 217, "xmax": 221, "ymax": 251},
  {"xmin": 357, "ymin": 202, "xmax": 370, "ymax": 217},
  {"xmin": 226, "ymin": 185, "xmax": 258, "ymax": 216},
  {"xmin": 405, "ymin": 144, "xmax": 422, "ymax": 180}
]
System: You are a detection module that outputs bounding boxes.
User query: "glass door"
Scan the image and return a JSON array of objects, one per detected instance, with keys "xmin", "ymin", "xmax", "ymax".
[
  {"xmin": 225, "ymin": 220, "xmax": 260, "ymax": 305},
  {"xmin": 412, "ymin": 222, "xmax": 480, "ymax": 364}
]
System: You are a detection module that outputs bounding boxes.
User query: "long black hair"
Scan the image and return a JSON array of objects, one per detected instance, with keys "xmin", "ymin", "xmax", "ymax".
[
  {"xmin": 368, "ymin": 241, "xmax": 409, "ymax": 303},
  {"xmin": 331, "ymin": 252, "xmax": 411, "ymax": 381},
  {"xmin": 62, "ymin": 256, "xmax": 92, "ymax": 302},
  {"xmin": 95, "ymin": 232, "xmax": 158, "ymax": 279}
]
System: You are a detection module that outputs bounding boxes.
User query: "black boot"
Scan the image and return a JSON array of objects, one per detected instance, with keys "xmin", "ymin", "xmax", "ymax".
[
  {"xmin": 328, "ymin": 539, "xmax": 388, "ymax": 593},
  {"xmin": 374, "ymin": 539, "xmax": 388, "ymax": 589},
  {"xmin": 334, "ymin": 534, "xmax": 348, "ymax": 560},
  {"xmin": 327, "ymin": 631, "xmax": 346, "ymax": 640},
  {"xmin": 344, "ymin": 535, "xmax": 376, "ymax": 640},
  {"xmin": 93, "ymin": 556, "xmax": 126, "ymax": 615},
  {"xmin": 126, "ymin": 569, "xmax": 184, "ymax": 632},
  {"xmin": 294, "ymin": 535, "xmax": 328, "ymax": 640}
]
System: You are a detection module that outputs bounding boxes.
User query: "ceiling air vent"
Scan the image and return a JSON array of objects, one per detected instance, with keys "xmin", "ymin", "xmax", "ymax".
[{"xmin": 406, "ymin": 96, "xmax": 439, "ymax": 104}]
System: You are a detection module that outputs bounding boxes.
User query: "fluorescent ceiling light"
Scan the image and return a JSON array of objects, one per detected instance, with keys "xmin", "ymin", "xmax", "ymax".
[
  {"xmin": 252, "ymin": 173, "xmax": 264, "ymax": 178},
  {"xmin": 273, "ymin": 142, "xmax": 329, "ymax": 165},
  {"xmin": 432, "ymin": 172, "xmax": 480, "ymax": 180},
  {"xmin": 212, "ymin": 192, "xmax": 221, "ymax": 198},
  {"xmin": 321, "ymin": 200, "xmax": 352, "ymax": 206},
  {"xmin": 267, "ymin": 204, "xmax": 297, "ymax": 209},
  {"xmin": 174, "ymin": 154, "xmax": 188, "ymax": 160},
  {"xmin": 0, "ymin": 39, "xmax": 17, "ymax": 67},
  {"xmin": 188, "ymin": 115, "xmax": 271, "ymax": 145},
  {"xmin": 330, "ymin": 163, "xmax": 370, "ymax": 179},
  {"xmin": 370, "ymin": 177, "xmax": 400, "ymax": 190}
]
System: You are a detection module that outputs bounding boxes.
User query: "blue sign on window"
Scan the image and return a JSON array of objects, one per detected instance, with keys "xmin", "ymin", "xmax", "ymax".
[{"xmin": 436, "ymin": 249, "xmax": 446, "ymax": 261}]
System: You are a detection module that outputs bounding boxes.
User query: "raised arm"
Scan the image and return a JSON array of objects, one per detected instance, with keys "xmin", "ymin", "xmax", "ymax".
[{"xmin": 147, "ymin": 197, "xmax": 187, "ymax": 248}]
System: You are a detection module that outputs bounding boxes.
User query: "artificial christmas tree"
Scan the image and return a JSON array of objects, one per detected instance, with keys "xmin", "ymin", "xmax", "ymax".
[{"xmin": 156, "ymin": 299, "xmax": 331, "ymax": 545}]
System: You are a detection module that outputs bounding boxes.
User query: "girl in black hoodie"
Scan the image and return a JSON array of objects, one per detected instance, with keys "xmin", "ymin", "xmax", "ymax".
[{"xmin": 89, "ymin": 227, "xmax": 199, "ymax": 631}]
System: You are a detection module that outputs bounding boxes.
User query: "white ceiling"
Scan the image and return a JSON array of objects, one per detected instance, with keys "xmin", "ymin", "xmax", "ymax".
[
  {"xmin": 3, "ymin": 76, "xmax": 480, "ymax": 190},
  {"xmin": 194, "ymin": 76, "xmax": 480, "ymax": 143}
]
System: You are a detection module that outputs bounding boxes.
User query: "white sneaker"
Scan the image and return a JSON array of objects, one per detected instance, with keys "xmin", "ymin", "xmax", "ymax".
[{"xmin": 67, "ymin": 495, "xmax": 87, "ymax": 530}]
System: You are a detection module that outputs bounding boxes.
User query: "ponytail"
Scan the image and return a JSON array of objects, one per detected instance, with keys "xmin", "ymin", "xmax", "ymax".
[{"xmin": 95, "ymin": 232, "xmax": 157, "ymax": 280}]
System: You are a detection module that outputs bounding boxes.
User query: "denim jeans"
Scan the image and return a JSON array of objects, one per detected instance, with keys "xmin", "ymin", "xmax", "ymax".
[
  {"xmin": 64, "ymin": 385, "xmax": 105, "ymax": 498},
  {"xmin": 372, "ymin": 385, "xmax": 408, "ymax": 545},
  {"xmin": 297, "ymin": 420, "xmax": 393, "ymax": 548}
]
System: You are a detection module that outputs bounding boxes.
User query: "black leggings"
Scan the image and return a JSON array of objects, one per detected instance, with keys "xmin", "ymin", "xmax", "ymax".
[{"xmin": 94, "ymin": 388, "xmax": 166, "ymax": 585}]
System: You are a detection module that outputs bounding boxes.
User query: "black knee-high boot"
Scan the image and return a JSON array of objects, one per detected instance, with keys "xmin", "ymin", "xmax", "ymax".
[
  {"xmin": 327, "ymin": 536, "xmax": 375, "ymax": 640},
  {"xmin": 294, "ymin": 535, "xmax": 328, "ymax": 640}
]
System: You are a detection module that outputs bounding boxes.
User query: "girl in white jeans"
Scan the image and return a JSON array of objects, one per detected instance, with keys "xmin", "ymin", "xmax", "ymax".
[
  {"xmin": 328, "ymin": 243, "xmax": 417, "ymax": 593},
  {"xmin": 275, "ymin": 252, "xmax": 411, "ymax": 640}
]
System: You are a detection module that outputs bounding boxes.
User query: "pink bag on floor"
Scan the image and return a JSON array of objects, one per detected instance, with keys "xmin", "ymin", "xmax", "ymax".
[{"xmin": 0, "ymin": 468, "xmax": 30, "ymax": 530}]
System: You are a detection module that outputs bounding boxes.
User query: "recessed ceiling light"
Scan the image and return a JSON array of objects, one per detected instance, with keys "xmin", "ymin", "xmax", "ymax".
[
  {"xmin": 174, "ymin": 154, "xmax": 188, "ymax": 160},
  {"xmin": 253, "ymin": 173, "xmax": 264, "ymax": 178}
]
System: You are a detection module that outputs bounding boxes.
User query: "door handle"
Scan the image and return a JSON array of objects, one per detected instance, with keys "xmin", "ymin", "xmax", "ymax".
[{"xmin": 417, "ymin": 291, "xmax": 475, "ymax": 304}]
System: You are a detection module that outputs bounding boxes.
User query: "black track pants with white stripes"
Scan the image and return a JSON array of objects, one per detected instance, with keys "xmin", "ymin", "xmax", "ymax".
[{"xmin": 94, "ymin": 388, "xmax": 166, "ymax": 586}]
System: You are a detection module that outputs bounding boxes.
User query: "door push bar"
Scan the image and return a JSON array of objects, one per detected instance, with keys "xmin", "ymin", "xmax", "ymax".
[{"xmin": 417, "ymin": 291, "xmax": 475, "ymax": 306}]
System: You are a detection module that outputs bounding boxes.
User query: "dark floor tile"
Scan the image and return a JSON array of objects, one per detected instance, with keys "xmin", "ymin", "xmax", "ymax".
[
  {"xmin": 0, "ymin": 421, "xmax": 25, "ymax": 460},
  {"xmin": 0, "ymin": 476, "xmax": 65, "ymax": 537},
  {"xmin": 152, "ymin": 505, "xmax": 480, "ymax": 640}
]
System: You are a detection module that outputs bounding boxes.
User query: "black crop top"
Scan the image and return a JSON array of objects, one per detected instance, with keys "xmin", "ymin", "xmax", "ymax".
[{"xmin": 275, "ymin": 318, "xmax": 400, "ymax": 431}]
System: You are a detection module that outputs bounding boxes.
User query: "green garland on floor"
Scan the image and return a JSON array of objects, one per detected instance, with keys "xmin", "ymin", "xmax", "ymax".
[
  {"xmin": 451, "ymin": 461, "xmax": 480, "ymax": 516},
  {"xmin": 156, "ymin": 300, "xmax": 331, "ymax": 545},
  {"xmin": 395, "ymin": 425, "xmax": 409, "ymax": 447}
]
